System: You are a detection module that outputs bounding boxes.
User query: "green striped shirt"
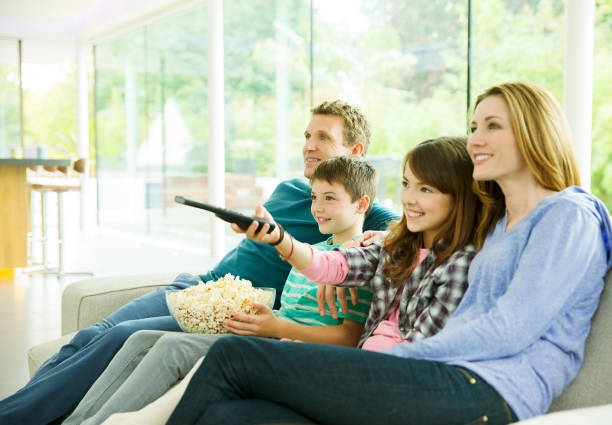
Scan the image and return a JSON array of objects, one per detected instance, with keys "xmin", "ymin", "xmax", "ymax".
[{"xmin": 276, "ymin": 237, "xmax": 373, "ymax": 326}]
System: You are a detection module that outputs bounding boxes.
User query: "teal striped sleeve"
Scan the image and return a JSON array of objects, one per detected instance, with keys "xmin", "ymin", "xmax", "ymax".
[{"xmin": 335, "ymin": 286, "xmax": 373, "ymax": 323}]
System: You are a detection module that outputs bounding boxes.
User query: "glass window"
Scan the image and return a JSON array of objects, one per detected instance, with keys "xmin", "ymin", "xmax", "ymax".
[
  {"xmin": 592, "ymin": 0, "xmax": 612, "ymax": 211},
  {"xmin": 471, "ymin": 1, "xmax": 565, "ymax": 103},
  {"xmin": 0, "ymin": 39, "xmax": 20, "ymax": 157},
  {"xmin": 92, "ymin": 0, "xmax": 609, "ymax": 250},
  {"xmin": 312, "ymin": 0, "xmax": 468, "ymax": 209},
  {"xmin": 95, "ymin": 5, "xmax": 211, "ymax": 246},
  {"xmin": 224, "ymin": 0, "xmax": 310, "ymax": 188},
  {"xmin": 95, "ymin": 1, "xmax": 312, "ymax": 249},
  {"xmin": 22, "ymin": 40, "xmax": 76, "ymax": 158},
  {"xmin": 95, "ymin": 29, "xmax": 147, "ymax": 232}
]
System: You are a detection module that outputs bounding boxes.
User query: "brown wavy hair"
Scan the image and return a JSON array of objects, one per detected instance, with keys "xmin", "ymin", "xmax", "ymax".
[
  {"xmin": 471, "ymin": 82, "xmax": 581, "ymax": 248},
  {"xmin": 383, "ymin": 136, "xmax": 481, "ymax": 286},
  {"xmin": 311, "ymin": 156, "xmax": 377, "ymax": 213}
]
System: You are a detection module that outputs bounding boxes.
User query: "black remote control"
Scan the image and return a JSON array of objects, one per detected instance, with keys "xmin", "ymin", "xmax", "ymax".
[{"xmin": 175, "ymin": 196, "xmax": 276, "ymax": 234}]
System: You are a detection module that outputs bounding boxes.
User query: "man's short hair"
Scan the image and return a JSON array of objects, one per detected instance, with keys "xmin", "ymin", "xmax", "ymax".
[
  {"xmin": 311, "ymin": 100, "xmax": 372, "ymax": 155},
  {"xmin": 311, "ymin": 155, "xmax": 377, "ymax": 213}
]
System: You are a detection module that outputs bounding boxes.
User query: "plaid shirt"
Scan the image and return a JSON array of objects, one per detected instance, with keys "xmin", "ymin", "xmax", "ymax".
[{"xmin": 338, "ymin": 241, "xmax": 476, "ymax": 348}]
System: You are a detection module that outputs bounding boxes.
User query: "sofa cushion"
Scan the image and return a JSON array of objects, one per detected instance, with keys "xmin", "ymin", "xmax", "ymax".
[
  {"xmin": 27, "ymin": 332, "xmax": 76, "ymax": 377},
  {"xmin": 516, "ymin": 403, "xmax": 612, "ymax": 425}
]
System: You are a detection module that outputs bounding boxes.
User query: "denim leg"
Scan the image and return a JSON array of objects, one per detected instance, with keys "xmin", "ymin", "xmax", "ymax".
[
  {"xmin": 80, "ymin": 333, "xmax": 225, "ymax": 425},
  {"xmin": 0, "ymin": 316, "xmax": 181, "ymax": 425},
  {"xmin": 198, "ymin": 400, "xmax": 316, "ymax": 425},
  {"xmin": 62, "ymin": 330, "xmax": 169, "ymax": 425},
  {"xmin": 167, "ymin": 336, "xmax": 517, "ymax": 425}
]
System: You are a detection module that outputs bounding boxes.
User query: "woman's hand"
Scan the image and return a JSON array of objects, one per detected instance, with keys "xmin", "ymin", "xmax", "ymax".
[
  {"xmin": 224, "ymin": 302, "xmax": 281, "ymax": 338},
  {"xmin": 230, "ymin": 205, "xmax": 281, "ymax": 245},
  {"xmin": 316, "ymin": 284, "xmax": 358, "ymax": 319}
]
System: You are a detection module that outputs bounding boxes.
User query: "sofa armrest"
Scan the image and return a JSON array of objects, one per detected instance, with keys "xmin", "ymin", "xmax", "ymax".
[
  {"xmin": 61, "ymin": 272, "xmax": 182, "ymax": 334},
  {"xmin": 27, "ymin": 332, "xmax": 76, "ymax": 377},
  {"xmin": 547, "ymin": 269, "xmax": 612, "ymax": 412}
]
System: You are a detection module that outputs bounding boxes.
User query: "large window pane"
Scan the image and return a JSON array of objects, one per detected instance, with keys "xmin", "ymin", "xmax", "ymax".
[
  {"xmin": 95, "ymin": 6, "xmax": 210, "ymax": 246},
  {"xmin": 592, "ymin": 0, "xmax": 612, "ymax": 210},
  {"xmin": 471, "ymin": 1, "xmax": 565, "ymax": 104},
  {"xmin": 95, "ymin": 29, "xmax": 147, "ymax": 231},
  {"xmin": 224, "ymin": 0, "xmax": 310, "ymax": 192},
  {"xmin": 313, "ymin": 0, "xmax": 468, "ymax": 209},
  {"xmin": 22, "ymin": 40, "xmax": 76, "ymax": 158},
  {"xmin": 0, "ymin": 39, "xmax": 20, "ymax": 157},
  {"xmin": 95, "ymin": 1, "xmax": 312, "ymax": 250}
]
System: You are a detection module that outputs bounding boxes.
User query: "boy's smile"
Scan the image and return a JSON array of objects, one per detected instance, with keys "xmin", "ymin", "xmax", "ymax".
[{"xmin": 310, "ymin": 179, "xmax": 365, "ymax": 245}]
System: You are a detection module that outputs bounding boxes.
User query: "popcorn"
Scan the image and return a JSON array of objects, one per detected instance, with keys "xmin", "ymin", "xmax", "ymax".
[{"xmin": 166, "ymin": 274, "xmax": 276, "ymax": 334}]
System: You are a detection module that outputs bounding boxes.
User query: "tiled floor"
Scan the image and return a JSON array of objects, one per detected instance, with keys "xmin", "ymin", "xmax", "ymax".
[{"xmin": 0, "ymin": 218, "xmax": 235, "ymax": 399}]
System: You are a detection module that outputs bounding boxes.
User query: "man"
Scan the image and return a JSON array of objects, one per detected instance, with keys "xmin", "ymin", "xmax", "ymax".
[{"xmin": 0, "ymin": 100, "xmax": 398, "ymax": 425}]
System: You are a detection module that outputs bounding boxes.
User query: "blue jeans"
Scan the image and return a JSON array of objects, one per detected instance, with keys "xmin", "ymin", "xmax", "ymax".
[
  {"xmin": 167, "ymin": 336, "xmax": 518, "ymax": 425},
  {"xmin": 0, "ymin": 272, "xmax": 201, "ymax": 425}
]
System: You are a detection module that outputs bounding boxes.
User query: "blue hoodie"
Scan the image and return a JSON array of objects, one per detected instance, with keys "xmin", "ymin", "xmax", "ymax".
[{"xmin": 383, "ymin": 186, "xmax": 612, "ymax": 420}]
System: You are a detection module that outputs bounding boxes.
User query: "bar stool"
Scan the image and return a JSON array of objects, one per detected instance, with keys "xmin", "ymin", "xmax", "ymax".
[{"xmin": 28, "ymin": 158, "xmax": 93, "ymax": 278}]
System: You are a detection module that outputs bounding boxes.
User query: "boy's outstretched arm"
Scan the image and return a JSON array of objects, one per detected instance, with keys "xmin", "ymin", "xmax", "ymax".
[{"xmin": 224, "ymin": 302, "xmax": 363, "ymax": 347}]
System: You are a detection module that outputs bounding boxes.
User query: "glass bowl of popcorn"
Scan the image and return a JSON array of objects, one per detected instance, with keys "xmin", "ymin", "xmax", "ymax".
[{"xmin": 166, "ymin": 274, "xmax": 276, "ymax": 334}]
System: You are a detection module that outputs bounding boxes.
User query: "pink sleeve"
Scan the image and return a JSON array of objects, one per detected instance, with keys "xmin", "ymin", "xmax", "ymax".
[{"xmin": 299, "ymin": 249, "xmax": 349, "ymax": 284}]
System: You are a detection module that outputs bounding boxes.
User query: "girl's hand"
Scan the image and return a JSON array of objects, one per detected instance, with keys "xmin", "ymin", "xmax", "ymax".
[
  {"xmin": 316, "ymin": 284, "xmax": 358, "ymax": 319},
  {"xmin": 230, "ymin": 205, "xmax": 281, "ymax": 245},
  {"xmin": 224, "ymin": 302, "xmax": 281, "ymax": 338}
]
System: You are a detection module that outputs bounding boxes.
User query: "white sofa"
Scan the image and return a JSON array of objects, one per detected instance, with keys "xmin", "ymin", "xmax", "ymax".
[
  {"xmin": 27, "ymin": 272, "xmax": 179, "ymax": 375},
  {"xmin": 27, "ymin": 270, "xmax": 612, "ymax": 424}
]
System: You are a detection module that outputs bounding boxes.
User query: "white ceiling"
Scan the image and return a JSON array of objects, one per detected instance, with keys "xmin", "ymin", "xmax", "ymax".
[{"xmin": 0, "ymin": 0, "xmax": 198, "ymax": 42}]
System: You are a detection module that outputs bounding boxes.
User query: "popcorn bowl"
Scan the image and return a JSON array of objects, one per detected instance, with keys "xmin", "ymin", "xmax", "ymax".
[{"xmin": 165, "ymin": 275, "xmax": 276, "ymax": 334}]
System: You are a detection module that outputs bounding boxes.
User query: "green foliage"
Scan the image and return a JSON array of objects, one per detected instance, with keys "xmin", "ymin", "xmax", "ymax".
[
  {"xmin": 23, "ymin": 64, "xmax": 77, "ymax": 155},
  {"xmin": 591, "ymin": 0, "xmax": 612, "ymax": 210},
  {"xmin": 0, "ymin": 65, "xmax": 21, "ymax": 150},
  {"xmin": 470, "ymin": 0, "xmax": 565, "ymax": 102}
]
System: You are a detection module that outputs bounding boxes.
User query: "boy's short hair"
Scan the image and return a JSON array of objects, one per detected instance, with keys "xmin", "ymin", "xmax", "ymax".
[
  {"xmin": 311, "ymin": 155, "xmax": 377, "ymax": 213},
  {"xmin": 311, "ymin": 100, "xmax": 371, "ymax": 156}
]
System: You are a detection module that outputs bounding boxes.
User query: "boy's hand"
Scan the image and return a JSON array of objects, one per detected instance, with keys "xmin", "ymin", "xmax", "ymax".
[
  {"xmin": 316, "ymin": 284, "xmax": 358, "ymax": 319},
  {"xmin": 231, "ymin": 205, "xmax": 281, "ymax": 244},
  {"xmin": 224, "ymin": 302, "xmax": 281, "ymax": 338}
]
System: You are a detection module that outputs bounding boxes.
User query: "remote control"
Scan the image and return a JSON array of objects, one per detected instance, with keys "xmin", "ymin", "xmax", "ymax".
[{"xmin": 175, "ymin": 196, "xmax": 276, "ymax": 234}]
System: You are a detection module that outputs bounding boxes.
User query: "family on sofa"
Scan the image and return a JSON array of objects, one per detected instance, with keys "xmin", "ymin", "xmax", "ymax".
[{"xmin": 1, "ymin": 82, "xmax": 611, "ymax": 425}]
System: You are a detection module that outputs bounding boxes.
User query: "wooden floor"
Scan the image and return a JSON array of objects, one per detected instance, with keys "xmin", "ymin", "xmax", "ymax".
[{"xmin": 0, "ymin": 216, "xmax": 234, "ymax": 399}]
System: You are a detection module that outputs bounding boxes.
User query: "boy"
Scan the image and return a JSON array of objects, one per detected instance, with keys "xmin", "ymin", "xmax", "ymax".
[{"xmin": 63, "ymin": 155, "xmax": 378, "ymax": 425}]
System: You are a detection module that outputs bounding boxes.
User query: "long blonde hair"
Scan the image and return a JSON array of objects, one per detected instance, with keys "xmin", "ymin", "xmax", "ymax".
[{"xmin": 473, "ymin": 82, "xmax": 581, "ymax": 247}]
